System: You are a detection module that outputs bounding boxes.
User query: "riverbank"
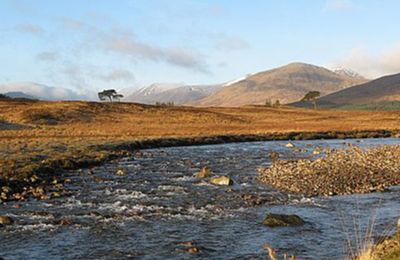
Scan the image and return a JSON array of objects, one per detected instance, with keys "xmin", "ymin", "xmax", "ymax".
[
  {"xmin": 1, "ymin": 100, "xmax": 400, "ymax": 202},
  {"xmin": 258, "ymin": 145, "xmax": 400, "ymax": 196}
]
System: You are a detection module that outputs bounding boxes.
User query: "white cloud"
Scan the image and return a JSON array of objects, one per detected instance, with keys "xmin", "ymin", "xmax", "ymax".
[
  {"xmin": 36, "ymin": 51, "xmax": 59, "ymax": 62},
  {"xmin": 98, "ymin": 69, "xmax": 135, "ymax": 82},
  {"xmin": 324, "ymin": 0, "xmax": 354, "ymax": 12},
  {"xmin": 15, "ymin": 23, "xmax": 44, "ymax": 35},
  {"xmin": 60, "ymin": 17, "xmax": 85, "ymax": 31},
  {"xmin": 331, "ymin": 45, "xmax": 400, "ymax": 78},
  {"xmin": 211, "ymin": 33, "xmax": 250, "ymax": 51},
  {"xmin": 103, "ymin": 30, "xmax": 209, "ymax": 73}
]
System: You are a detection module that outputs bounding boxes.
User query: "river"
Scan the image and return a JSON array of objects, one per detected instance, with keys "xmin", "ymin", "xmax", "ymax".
[{"xmin": 1, "ymin": 138, "xmax": 399, "ymax": 259}]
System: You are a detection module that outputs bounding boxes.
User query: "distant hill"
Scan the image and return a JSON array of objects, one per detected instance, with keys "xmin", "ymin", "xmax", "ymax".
[
  {"xmin": 191, "ymin": 62, "xmax": 367, "ymax": 107},
  {"xmin": 318, "ymin": 73, "xmax": 400, "ymax": 105},
  {"xmin": 0, "ymin": 82, "xmax": 93, "ymax": 101},
  {"xmin": 126, "ymin": 83, "xmax": 223, "ymax": 105},
  {"xmin": 4, "ymin": 91, "xmax": 38, "ymax": 100}
]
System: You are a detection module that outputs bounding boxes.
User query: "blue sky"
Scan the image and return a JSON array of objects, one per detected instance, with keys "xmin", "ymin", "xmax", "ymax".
[{"xmin": 1, "ymin": 0, "xmax": 400, "ymax": 93}]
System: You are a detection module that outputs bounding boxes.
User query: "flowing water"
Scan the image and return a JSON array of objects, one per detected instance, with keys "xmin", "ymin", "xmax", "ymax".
[{"xmin": 1, "ymin": 138, "xmax": 400, "ymax": 259}]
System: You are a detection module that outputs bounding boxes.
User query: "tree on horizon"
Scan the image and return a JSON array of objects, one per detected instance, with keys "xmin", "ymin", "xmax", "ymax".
[
  {"xmin": 301, "ymin": 91, "xmax": 320, "ymax": 109},
  {"xmin": 98, "ymin": 89, "xmax": 124, "ymax": 102}
]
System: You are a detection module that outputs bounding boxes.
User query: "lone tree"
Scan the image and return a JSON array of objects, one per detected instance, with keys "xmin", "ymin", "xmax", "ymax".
[
  {"xmin": 302, "ymin": 91, "xmax": 320, "ymax": 109},
  {"xmin": 98, "ymin": 89, "xmax": 124, "ymax": 102}
]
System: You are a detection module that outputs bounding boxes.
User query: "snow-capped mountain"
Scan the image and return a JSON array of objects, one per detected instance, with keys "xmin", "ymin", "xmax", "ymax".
[
  {"xmin": 332, "ymin": 67, "xmax": 366, "ymax": 80},
  {"xmin": 223, "ymin": 74, "xmax": 251, "ymax": 87},
  {"xmin": 125, "ymin": 83, "xmax": 223, "ymax": 105},
  {"xmin": 138, "ymin": 83, "xmax": 184, "ymax": 96}
]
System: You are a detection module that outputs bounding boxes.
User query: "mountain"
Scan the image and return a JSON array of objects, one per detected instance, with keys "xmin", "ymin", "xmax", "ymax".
[
  {"xmin": 0, "ymin": 82, "xmax": 92, "ymax": 101},
  {"xmin": 317, "ymin": 73, "xmax": 400, "ymax": 105},
  {"xmin": 332, "ymin": 67, "xmax": 367, "ymax": 81},
  {"xmin": 4, "ymin": 91, "xmax": 38, "ymax": 100},
  {"xmin": 125, "ymin": 83, "xmax": 223, "ymax": 105},
  {"xmin": 192, "ymin": 62, "xmax": 367, "ymax": 107}
]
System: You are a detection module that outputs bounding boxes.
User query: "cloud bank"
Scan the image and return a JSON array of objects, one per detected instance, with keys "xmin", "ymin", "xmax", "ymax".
[
  {"xmin": 332, "ymin": 46, "xmax": 400, "ymax": 79},
  {"xmin": 103, "ymin": 30, "xmax": 209, "ymax": 73}
]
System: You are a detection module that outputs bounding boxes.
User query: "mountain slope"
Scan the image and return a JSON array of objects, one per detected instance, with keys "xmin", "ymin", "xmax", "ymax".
[
  {"xmin": 318, "ymin": 73, "xmax": 400, "ymax": 105},
  {"xmin": 126, "ymin": 83, "xmax": 223, "ymax": 105},
  {"xmin": 192, "ymin": 62, "xmax": 367, "ymax": 107}
]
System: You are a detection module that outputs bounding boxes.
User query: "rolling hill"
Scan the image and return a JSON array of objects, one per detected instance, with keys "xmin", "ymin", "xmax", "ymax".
[
  {"xmin": 318, "ymin": 73, "xmax": 400, "ymax": 105},
  {"xmin": 191, "ymin": 62, "xmax": 367, "ymax": 107}
]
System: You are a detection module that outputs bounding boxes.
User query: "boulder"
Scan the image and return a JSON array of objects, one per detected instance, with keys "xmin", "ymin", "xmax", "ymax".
[
  {"xmin": 196, "ymin": 167, "xmax": 212, "ymax": 178},
  {"xmin": 262, "ymin": 213, "xmax": 305, "ymax": 227},
  {"xmin": 116, "ymin": 169, "xmax": 125, "ymax": 176},
  {"xmin": 210, "ymin": 176, "xmax": 233, "ymax": 186},
  {"xmin": 285, "ymin": 142, "xmax": 295, "ymax": 148},
  {"xmin": 0, "ymin": 215, "xmax": 14, "ymax": 226}
]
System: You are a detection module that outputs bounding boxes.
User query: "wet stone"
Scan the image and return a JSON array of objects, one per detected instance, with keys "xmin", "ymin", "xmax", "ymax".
[
  {"xmin": 262, "ymin": 213, "xmax": 305, "ymax": 227},
  {"xmin": 210, "ymin": 176, "xmax": 233, "ymax": 186},
  {"xmin": 0, "ymin": 215, "xmax": 14, "ymax": 226}
]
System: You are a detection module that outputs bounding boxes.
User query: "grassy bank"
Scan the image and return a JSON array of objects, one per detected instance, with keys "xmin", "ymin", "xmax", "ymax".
[{"xmin": 1, "ymin": 100, "xmax": 400, "ymax": 202}]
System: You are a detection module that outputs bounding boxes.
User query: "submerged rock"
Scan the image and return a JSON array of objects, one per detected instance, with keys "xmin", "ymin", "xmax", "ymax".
[
  {"xmin": 0, "ymin": 215, "xmax": 14, "ymax": 226},
  {"xmin": 196, "ymin": 167, "xmax": 212, "ymax": 178},
  {"xmin": 59, "ymin": 218, "xmax": 73, "ymax": 225},
  {"xmin": 268, "ymin": 151, "xmax": 280, "ymax": 161},
  {"xmin": 210, "ymin": 176, "xmax": 233, "ymax": 186},
  {"xmin": 262, "ymin": 213, "xmax": 305, "ymax": 227}
]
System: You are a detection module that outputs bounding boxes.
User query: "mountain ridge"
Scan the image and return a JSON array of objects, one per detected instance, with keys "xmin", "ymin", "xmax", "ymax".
[{"xmin": 190, "ymin": 62, "xmax": 367, "ymax": 107}]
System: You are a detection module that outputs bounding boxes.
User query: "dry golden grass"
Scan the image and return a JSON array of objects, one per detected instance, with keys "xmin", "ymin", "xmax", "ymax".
[{"xmin": 1, "ymin": 99, "xmax": 400, "ymax": 180}]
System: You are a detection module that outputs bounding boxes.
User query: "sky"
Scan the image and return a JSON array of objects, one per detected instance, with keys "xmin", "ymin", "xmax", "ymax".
[{"xmin": 1, "ymin": 0, "xmax": 400, "ymax": 94}]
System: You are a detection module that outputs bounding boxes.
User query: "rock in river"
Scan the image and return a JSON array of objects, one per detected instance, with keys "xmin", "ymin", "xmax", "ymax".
[
  {"xmin": 0, "ymin": 215, "xmax": 14, "ymax": 226},
  {"xmin": 285, "ymin": 142, "xmax": 295, "ymax": 148},
  {"xmin": 116, "ymin": 169, "xmax": 125, "ymax": 176},
  {"xmin": 210, "ymin": 176, "xmax": 233, "ymax": 186},
  {"xmin": 262, "ymin": 213, "xmax": 305, "ymax": 227},
  {"xmin": 196, "ymin": 167, "xmax": 212, "ymax": 178}
]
